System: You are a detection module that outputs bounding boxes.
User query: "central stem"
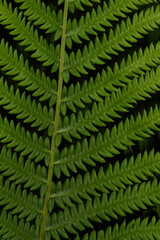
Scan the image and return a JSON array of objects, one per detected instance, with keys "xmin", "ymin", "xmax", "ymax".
[{"xmin": 39, "ymin": 1, "xmax": 69, "ymax": 239}]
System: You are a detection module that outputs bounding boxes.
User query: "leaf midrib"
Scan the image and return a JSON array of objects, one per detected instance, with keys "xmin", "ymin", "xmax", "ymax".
[{"xmin": 39, "ymin": 1, "xmax": 69, "ymax": 239}]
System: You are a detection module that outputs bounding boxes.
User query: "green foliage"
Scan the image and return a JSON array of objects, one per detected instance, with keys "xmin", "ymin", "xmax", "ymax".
[{"xmin": 0, "ymin": 0, "xmax": 160, "ymax": 239}]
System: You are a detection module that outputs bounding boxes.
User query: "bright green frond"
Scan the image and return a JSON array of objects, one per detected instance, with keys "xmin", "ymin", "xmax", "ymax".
[
  {"xmin": 0, "ymin": 0, "xmax": 160, "ymax": 239},
  {"xmin": 0, "ymin": 39, "xmax": 57, "ymax": 105},
  {"xmin": 49, "ymin": 148, "xmax": 160, "ymax": 209},
  {"xmin": 0, "ymin": 176, "xmax": 43, "ymax": 222},
  {"xmin": 59, "ymin": 0, "xmax": 100, "ymax": 12},
  {"xmin": 54, "ymin": 105, "xmax": 160, "ymax": 177},
  {"xmin": 63, "ymin": 6, "xmax": 160, "ymax": 82},
  {"xmin": 105, "ymin": 216, "xmax": 160, "ymax": 240},
  {"xmin": 75, "ymin": 217, "xmax": 160, "ymax": 240},
  {"xmin": 0, "ymin": 116, "xmax": 50, "ymax": 163},
  {"xmin": 62, "ymin": 41, "xmax": 160, "ymax": 113},
  {"xmin": 45, "ymin": 179, "xmax": 160, "ymax": 240},
  {"xmin": 66, "ymin": 0, "xmax": 156, "ymax": 48},
  {"xmin": 59, "ymin": 66, "xmax": 160, "ymax": 141},
  {"xmin": 14, "ymin": 0, "xmax": 63, "ymax": 34},
  {"xmin": 0, "ymin": 77, "xmax": 54, "ymax": 132},
  {"xmin": 0, "ymin": 146, "xmax": 47, "ymax": 192},
  {"xmin": 0, "ymin": 0, "xmax": 60, "ymax": 68},
  {"xmin": 0, "ymin": 210, "xmax": 38, "ymax": 240}
]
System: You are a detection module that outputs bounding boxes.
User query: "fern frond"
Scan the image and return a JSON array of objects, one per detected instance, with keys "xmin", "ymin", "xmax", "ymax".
[
  {"xmin": 46, "ymin": 179, "xmax": 160, "ymax": 240},
  {"xmin": 105, "ymin": 216, "xmax": 160, "ymax": 240},
  {"xmin": 63, "ymin": 6, "xmax": 160, "ymax": 82},
  {"xmin": 59, "ymin": 0, "xmax": 100, "ymax": 12},
  {"xmin": 59, "ymin": 66, "xmax": 160, "ymax": 140},
  {"xmin": 0, "ymin": 0, "xmax": 60, "ymax": 68},
  {"xmin": 0, "ymin": 116, "xmax": 50, "ymax": 163},
  {"xmin": 0, "ymin": 77, "xmax": 54, "ymax": 132},
  {"xmin": 50, "ymin": 148, "xmax": 160, "ymax": 210},
  {"xmin": 0, "ymin": 210, "xmax": 38, "ymax": 240},
  {"xmin": 0, "ymin": 176, "xmax": 43, "ymax": 222},
  {"xmin": 54, "ymin": 105, "xmax": 160, "ymax": 177},
  {"xmin": 14, "ymin": 0, "xmax": 63, "ymax": 34},
  {"xmin": 1, "ymin": 0, "xmax": 160, "ymax": 239},
  {"xmin": 0, "ymin": 39, "xmax": 57, "ymax": 106},
  {"xmin": 74, "ymin": 217, "xmax": 160, "ymax": 240},
  {"xmin": 66, "ymin": 0, "xmax": 156, "ymax": 48},
  {"xmin": 0, "ymin": 146, "xmax": 47, "ymax": 191},
  {"xmin": 63, "ymin": 40, "xmax": 160, "ymax": 113}
]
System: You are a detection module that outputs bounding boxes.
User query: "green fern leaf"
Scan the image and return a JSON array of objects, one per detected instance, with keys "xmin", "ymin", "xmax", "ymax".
[{"xmin": 1, "ymin": 0, "xmax": 160, "ymax": 240}]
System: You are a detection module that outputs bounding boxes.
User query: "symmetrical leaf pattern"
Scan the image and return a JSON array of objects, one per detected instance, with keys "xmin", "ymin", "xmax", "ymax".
[{"xmin": 0, "ymin": 0, "xmax": 160, "ymax": 240}]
